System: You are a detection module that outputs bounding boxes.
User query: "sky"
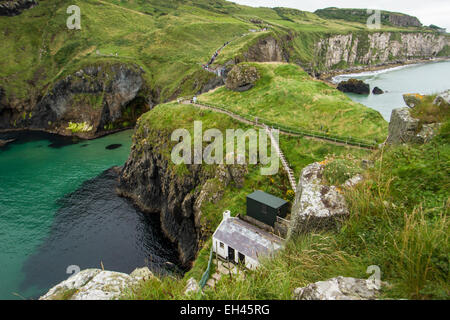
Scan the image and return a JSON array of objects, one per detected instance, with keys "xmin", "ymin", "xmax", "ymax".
[{"xmin": 230, "ymin": 0, "xmax": 450, "ymax": 31}]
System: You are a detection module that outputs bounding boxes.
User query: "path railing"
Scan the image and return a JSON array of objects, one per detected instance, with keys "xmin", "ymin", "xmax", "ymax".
[{"xmin": 193, "ymin": 100, "xmax": 379, "ymax": 150}]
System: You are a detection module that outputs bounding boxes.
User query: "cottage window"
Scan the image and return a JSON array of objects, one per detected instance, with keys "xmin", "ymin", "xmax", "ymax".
[{"xmin": 220, "ymin": 242, "xmax": 224, "ymax": 249}]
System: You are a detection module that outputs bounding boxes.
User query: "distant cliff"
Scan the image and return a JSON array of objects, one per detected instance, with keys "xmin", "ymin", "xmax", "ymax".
[{"xmin": 311, "ymin": 32, "xmax": 450, "ymax": 73}]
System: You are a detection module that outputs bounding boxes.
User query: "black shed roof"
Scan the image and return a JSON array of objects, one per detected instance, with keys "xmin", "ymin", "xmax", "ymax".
[{"xmin": 247, "ymin": 191, "xmax": 288, "ymax": 209}]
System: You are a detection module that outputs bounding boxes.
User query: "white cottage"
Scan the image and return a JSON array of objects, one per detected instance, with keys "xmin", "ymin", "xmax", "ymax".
[{"xmin": 212, "ymin": 211, "xmax": 283, "ymax": 270}]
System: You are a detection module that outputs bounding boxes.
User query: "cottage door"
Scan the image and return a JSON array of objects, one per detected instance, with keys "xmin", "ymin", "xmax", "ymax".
[
  {"xmin": 228, "ymin": 247, "xmax": 235, "ymax": 262},
  {"xmin": 238, "ymin": 252, "xmax": 245, "ymax": 266}
]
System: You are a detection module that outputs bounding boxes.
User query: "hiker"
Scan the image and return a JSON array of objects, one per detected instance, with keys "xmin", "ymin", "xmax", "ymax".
[{"xmin": 193, "ymin": 96, "xmax": 198, "ymax": 104}]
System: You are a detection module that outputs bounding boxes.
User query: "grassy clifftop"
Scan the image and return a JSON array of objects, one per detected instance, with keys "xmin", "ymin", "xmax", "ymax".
[{"xmin": 199, "ymin": 62, "xmax": 388, "ymax": 143}]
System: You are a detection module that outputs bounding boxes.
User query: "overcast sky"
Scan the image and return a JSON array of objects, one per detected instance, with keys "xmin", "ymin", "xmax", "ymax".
[{"xmin": 231, "ymin": 0, "xmax": 450, "ymax": 31}]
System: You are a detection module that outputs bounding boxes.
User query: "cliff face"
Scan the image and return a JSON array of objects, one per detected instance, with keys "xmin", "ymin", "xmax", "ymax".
[
  {"xmin": 0, "ymin": 63, "xmax": 154, "ymax": 138},
  {"xmin": 314, "ymin": 32, "xmax": 450, "ymax": 71},
  {"xmin": 117, "ymin": 122, "xmax": 247, "ymax": 266},
  {"xmin": 0, "ymin": 0, "xmax": 37, "ymax": 16}
]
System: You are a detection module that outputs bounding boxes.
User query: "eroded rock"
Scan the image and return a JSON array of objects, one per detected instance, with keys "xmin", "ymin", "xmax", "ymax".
[
  {"xmin": 337, "ymin": 79, "xmax": 370, "ymax": 95},
  {"xmin": 403, "ymin": 93, "xmax": 424, "ymax": 108},
  {"xmin": 0, "ymin": 0, "xmax": 37, "ymax": 16},
  {"xmin": 387, "ymin": 107, "xmax": 439, "ymax": 144},
  {"xmin": 225, "ymin": 64, "xmax": 260, "ymax": 92},
  {"xmin": 117, "ymin": 125, "xmax": 248, "ymax": 266},
  {"xmin": 288, "ymin": 163, "xmax": 349, "ymax": 237},
  {"xmin": 293, "ymin": 276, "xmax": 382, "ymax": 300},
  {"xmin": 372, "ymin": 87, "xmax": 384, "ymax": 95},
  {"xmin": 433, "ymin": 90, "xmax": 450, "ymax": 107},
  {"xmin": 40, "ymin": 267, "xmax": 153, "ymax": 300}
]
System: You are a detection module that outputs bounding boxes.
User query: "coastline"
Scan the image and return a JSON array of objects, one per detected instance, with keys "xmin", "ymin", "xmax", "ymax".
[
  {"xmin": 0, "ymin": 126, "xmax": 134, "ymax": 141},
  {"xmin": 319, "ymin": 56, "xmax": 450, "ymax": 85}
]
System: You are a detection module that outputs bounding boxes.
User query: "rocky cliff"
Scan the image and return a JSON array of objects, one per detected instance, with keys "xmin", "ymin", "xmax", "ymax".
[
  {"xmin": 0, "ymin": 0, "xmax": 37, "ymax": 16},
  {"xmin": 313, "ymin": 32, "xmax": 449, "ymax": 72},
  {"xmin": 117, "ymin": 119, "xmax": 247, "ymax": 266},
  {"xmin": 0, "ymin": 63, "xmax": 154, "ymax": 138}
]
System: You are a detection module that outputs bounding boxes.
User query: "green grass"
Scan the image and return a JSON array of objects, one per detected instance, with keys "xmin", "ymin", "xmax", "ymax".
[
  {"xmin": 201, "ymin": 127, "xmax": 450, "ymax": 300},
  {"xmin": 0, "ymin": 0, "xmax": 434, "ymax": 105},
  {"xmin": 123, "ymin": 102, "xmax": 449, "ymax": 300},
  {"xmin": 120, "ymin": 101, "xmax": 374, "ymax": 299},
  {"xmin": 199, "ymin": 62, "xmax": 388, "ymax": 143}
]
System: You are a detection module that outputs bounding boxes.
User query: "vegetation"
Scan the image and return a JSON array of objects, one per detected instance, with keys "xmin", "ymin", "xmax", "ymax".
[
  {"xmin": 410, "ymin": 94, "xmax": 450, "ymax": 125},
  {"xmin": 126, "ymin": 118, "xmax": 449, "ymax": 300},
  {"xmin": 199, "ymin": 62, "xmax": 388, "ymax": 143},
  {"xmin": 2, "ymin": 0, "xmax": 447, "ymax": 301},
  {"xmin": 67, "ymin": 121, "xmax": 93, "ymax": 133},
  {"xmin": 0, "ymin": 0, "xmax": 434, "ymax": 104}
]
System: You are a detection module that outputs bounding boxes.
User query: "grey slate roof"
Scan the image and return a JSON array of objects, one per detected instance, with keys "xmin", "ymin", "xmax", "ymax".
[
  {"xmin": 247, "ymin": 190, "xmax": 288, "ymax": 209},
  {"xmin": 213, "ymin": 217, "xmax": 283, "ymax": 261}
]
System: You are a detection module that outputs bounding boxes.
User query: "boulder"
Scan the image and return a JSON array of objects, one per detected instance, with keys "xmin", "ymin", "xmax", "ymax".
[
  {"xmin": 337, "ymin": 79, "xmax": 370, "ymax": 95},
  {"xmin": 184, "ymin": 278, "xmax": 200, "ymax": 296},
  {"xmin": 403, "ymin": 93, "xmax": 424, "ymax": 108},
  {"xmin": 387, "ymin": 107, "xmax": 439, "ymax": 144},
  {"xmin": 225, "ymin": 64, "xmax": 260, "ymax": 92},
  {"xmin": 288, "ymin": 163, "xmax": 349, "ymax": 237},
  {"xmin": 0, "ymin": 0, "xmax": 37, "ymax": 16},
  {"xmin": 293, "ymin": 276, "xmax": 382, "ymax": 300},
  {"xmin": 433, "ymin": 90, "xmax": 450, "ymax": 107},
  {"xmin": 372, "ymin": 87, "xmax": 384, "ymax": 95},
  {"xmin": 40, "ymin": 267, "xmax": 153, "ymax": 300}
]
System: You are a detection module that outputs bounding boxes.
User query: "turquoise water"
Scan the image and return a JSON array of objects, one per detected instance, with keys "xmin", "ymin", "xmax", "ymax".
[
  {"xmin": 333, "ymin": 60, "xmax": 450, "ymax": 121},
  {"xmin": 0, "ymin": 130, "xmax": 171, "ymax": 299}
]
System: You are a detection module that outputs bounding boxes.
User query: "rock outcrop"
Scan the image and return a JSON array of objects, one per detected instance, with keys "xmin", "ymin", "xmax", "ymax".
[
  {"xmin": 0, "ymin": 0, "xmax": 37, "ymax": 16},
  {"xmin": 225, "ymin": 64, "xmax": 260, "ymax": 92},
  {"xmin": 40, "ymin": 267, "xmax": 153, "ymax": 300},
  {"xmin": 117, "ymin": 123, "xmax": 247, "ymax": 266},
  {"xmin": 372, "ymin": 87, "xmax": 384, "ymax": 95},
  {"xmin": 337, "ymin": 79, "xmax": 370, "ymax": 94},
  {"xmin": 433, "ymin": 89, "xmax": 450, "ymax": 106},
  {"xmin": 315, "ymin": 32, "xmax": 449, "ymax": 71},
  {"xmin": 1, "ymin": 63, "xmax": 152, "ymax": 138},
  {"xmin": 387, "ymin": 107, "xmax": 440, "ymax": 144},
  {"xmin": 288, "ymin": 163, "xmax": 349, "ymax": 238},
  {"xmin": 293, "ymin": 276, "xmax": 382, "ymax": 300},
  {"xmin": 240, "ymin": 36, "xmax": 288, "ymax": 63},
  {"xmin": 388, "ymin": 13, "xmax": 422, "ymax": 28},
  {"xmin": 403, "ymin": 93, "xmax": 424, "ymax": 108}
]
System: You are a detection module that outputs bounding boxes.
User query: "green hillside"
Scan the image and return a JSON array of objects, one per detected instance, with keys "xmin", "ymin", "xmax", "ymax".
[
  {"xmin": 199, "ymin": 62, "xmax": 388, "ymax": 143},
  {"xmin": 0, "ymin": 0, "xmax": 428, "ymax": 102}
]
